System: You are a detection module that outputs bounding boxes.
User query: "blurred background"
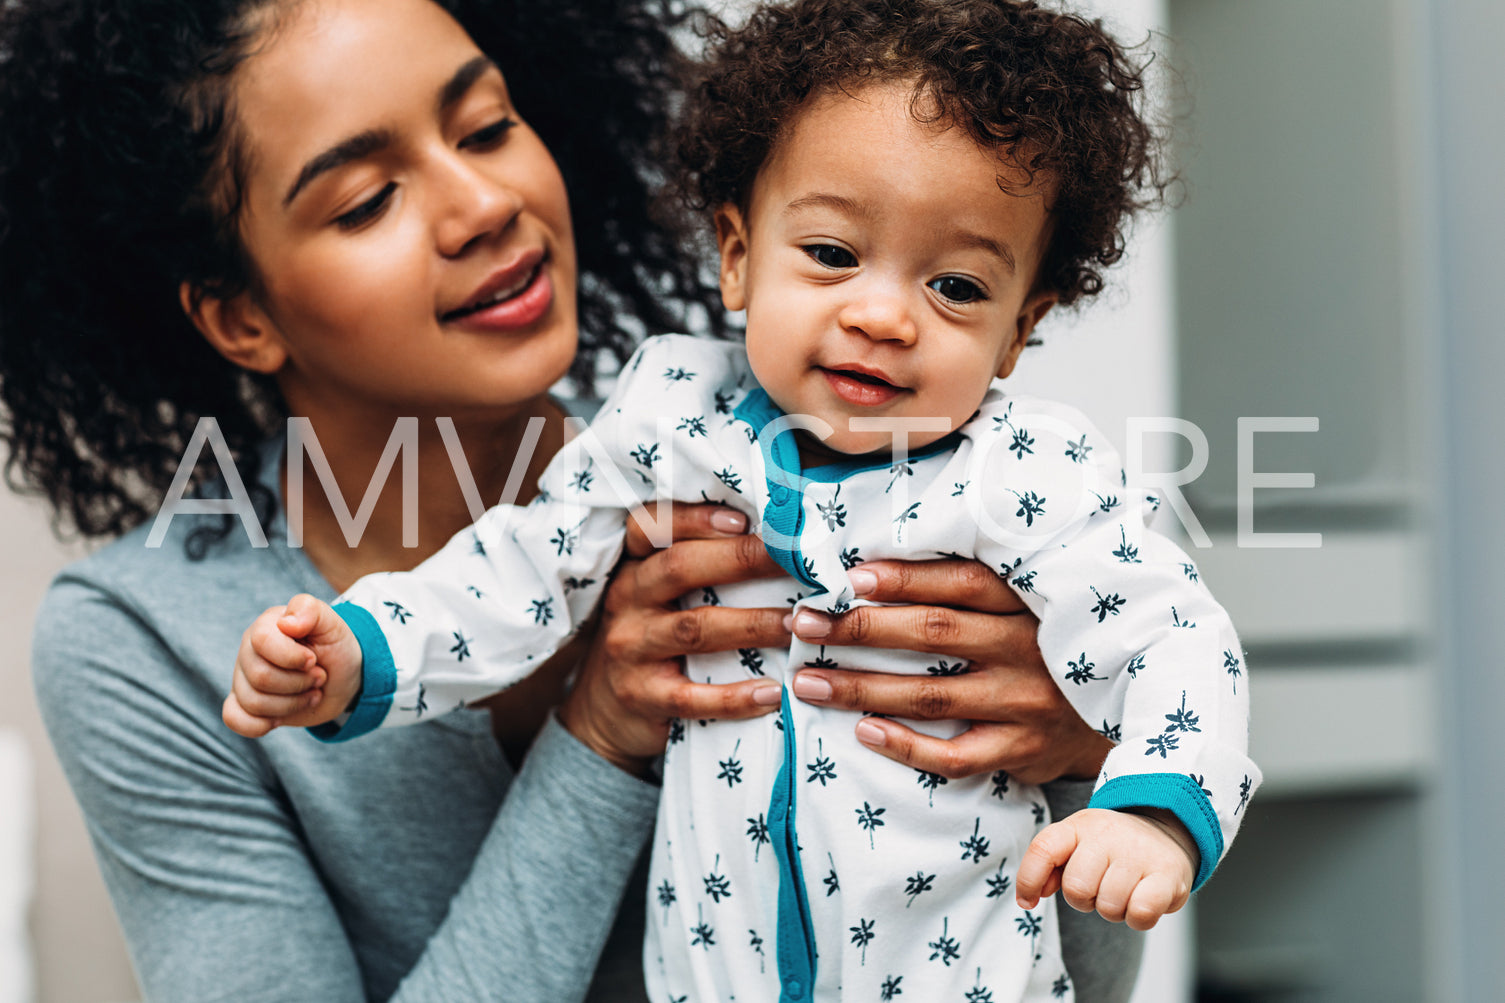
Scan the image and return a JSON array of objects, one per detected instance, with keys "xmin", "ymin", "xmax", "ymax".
[{"xmin": 1, "ymin": 0, "xmax": 1501, "ymax": 1000}]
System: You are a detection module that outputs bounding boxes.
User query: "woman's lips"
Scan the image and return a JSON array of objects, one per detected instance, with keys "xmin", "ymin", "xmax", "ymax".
[
  {"xmin": 820, "ymin": 366, "xmax": 907, "ymax": 407},
  {"xmin": 443, "ymin": 262, "xmax": 553, "ymax": 332}
]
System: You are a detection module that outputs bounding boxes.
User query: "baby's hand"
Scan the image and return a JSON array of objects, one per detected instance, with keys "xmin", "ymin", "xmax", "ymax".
[
  {"xmin": 223, "ymin": 594, "xmax": 364, "ymax": 738},
  {"xmin": 1015, "ymin": 807, "xmax": 1196, "ymax": 931}
]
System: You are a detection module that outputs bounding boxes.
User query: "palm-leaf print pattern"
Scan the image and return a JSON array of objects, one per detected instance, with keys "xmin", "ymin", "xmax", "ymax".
[{"xmin": 328, "ymin": 335, "xmax": 1256, "ymax": 1002}]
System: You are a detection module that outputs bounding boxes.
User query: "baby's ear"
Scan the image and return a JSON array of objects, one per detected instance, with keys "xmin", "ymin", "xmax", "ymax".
[
  {"xmin": 714, "ymin": 203, "xmax": 751, "ymax": 312},
  {"xmin": 997, "ymin": 291, "xmax": 1058, "ymax": 379},
  {"xmin": 180, "ymin": 281, "xmax": 290, "ymax": 375}
]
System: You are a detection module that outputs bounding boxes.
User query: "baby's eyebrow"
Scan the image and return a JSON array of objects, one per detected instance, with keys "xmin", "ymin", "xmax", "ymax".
[
  {"xmin": 953, "ymin": 230, "xmax": 1017, "ymax": 275},
  {"xmin": 782, "ymin": 192, "xmax": 871, "ymax": 220}
]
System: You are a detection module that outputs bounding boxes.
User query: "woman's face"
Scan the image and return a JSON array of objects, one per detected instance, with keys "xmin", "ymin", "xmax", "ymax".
[{"xmin": 221, "ymin": 0, "xmax": 578, "ymax": 423}]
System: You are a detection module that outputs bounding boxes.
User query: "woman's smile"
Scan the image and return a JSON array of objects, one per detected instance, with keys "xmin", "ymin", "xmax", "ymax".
[{"xmin": 441, "ymin": 247, "xmax": 554, "ymax": 332}]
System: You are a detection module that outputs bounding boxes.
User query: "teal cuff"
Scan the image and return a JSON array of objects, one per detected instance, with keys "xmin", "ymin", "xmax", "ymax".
[
  {"xmin": 1089, "ymin": 773, "xmax": 1223, "ymax": 891},
  {"xmin": 308, "ymin": 602, "xmax": 396, "ymax": 744}
]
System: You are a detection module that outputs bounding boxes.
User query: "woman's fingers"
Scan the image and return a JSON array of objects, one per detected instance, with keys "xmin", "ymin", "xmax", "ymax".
[
  {"xmin": 840, "ymin": 717, "xmax": 1044, "ymax": 779},
  {"xmin": 618, "ymin": 533, "xmax": 783, "ymax": 607},
  {"xmin": 627, "ymin": 671, "xmax": 784, "ymax": 722},
  {"xmin": 834, "ymin": 709, "xmax": 1109, "ymax": 784},
  {"xmin": 792, "ymin": 663, "xmax": 1048, "ymax": 722},
  {"xmin": 846, "ymin": 559, "xmax": 1028, "ymax": 614},
  {"xmin": 790, "ymin": 603, "xmax": 1037, "ymax": 661},
  {"xmin": 622, "ymin": 501, "xmax": 750, "ymax": 558},
  {"xmin": 622, "ymin": 605, "xmax": 792, "ymax": 662}
]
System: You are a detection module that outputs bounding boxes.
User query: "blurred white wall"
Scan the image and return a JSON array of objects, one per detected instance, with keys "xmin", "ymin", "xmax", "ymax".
[{"xmin": 1, "ymin": 730, "xmax": 35, "ymax": 1003}]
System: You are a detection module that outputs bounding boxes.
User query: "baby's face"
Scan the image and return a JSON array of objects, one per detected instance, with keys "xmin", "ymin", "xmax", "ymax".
[{"xmin": 717, "ymin": 80, "xmax": 1058, "ymax": 458}]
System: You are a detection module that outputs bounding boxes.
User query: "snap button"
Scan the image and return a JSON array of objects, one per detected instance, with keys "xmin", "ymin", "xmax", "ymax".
[{"xmin": 785, "ymin": 979, "xmax": 804, "ymax": 999}]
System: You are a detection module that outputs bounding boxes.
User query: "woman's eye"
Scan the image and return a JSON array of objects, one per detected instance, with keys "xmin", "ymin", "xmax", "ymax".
[
  {"xmin": 334, "ymin": 182, "xmax": 396, "ymax": 231},
  {"xmin": 929, "ymin": 275, "xmax": 986, "ymax": 303},
  {"xmin": 460, "ymin": 117, "xmax": 518, "ymax": 150},
  {"xmin": 804, "ymin": 244, "xmax": 857, "ymax": 269}
]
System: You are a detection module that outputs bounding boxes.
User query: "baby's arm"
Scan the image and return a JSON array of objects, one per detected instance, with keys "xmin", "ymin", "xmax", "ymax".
[
  {"xmin": 224, "ymin": 594, "xmax": 363, "ymax": 737},
  {"xmin": 1015, "ymin": 807, "xmax": 1197, "ymax": 930},
  {"xmin": 969, "ymin": 395, "xmax": 1261, "ymax": 889}
]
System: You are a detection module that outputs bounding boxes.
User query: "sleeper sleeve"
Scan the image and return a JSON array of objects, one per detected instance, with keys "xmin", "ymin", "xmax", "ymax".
[
  {"xmin": 318, "ymin": 350, "xmax": 680, "ymax": 742},
  {"xmin": 966, "ymin": 397, "xmax": 1261, "ymax": 889}
]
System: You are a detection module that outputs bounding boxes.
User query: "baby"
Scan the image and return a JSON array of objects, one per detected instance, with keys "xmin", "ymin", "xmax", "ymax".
[{"xmin": 228, "ymin": 2, "xmax": 1259, "ymax": 1000}]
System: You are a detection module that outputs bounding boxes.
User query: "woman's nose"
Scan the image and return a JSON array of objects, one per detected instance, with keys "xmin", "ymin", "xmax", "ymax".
[
  {"xmin": 837, "ymin": 284, "xmax": 919, "ymax": 345},
  {"xmin": 433, "ymin": 156, "xmax": 524, "ymax": 258}
]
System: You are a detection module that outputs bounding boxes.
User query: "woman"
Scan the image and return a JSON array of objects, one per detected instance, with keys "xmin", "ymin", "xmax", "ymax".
[{"xmin": 0, "ymin": 0, "xmax": 1135, "ymax": 1000}]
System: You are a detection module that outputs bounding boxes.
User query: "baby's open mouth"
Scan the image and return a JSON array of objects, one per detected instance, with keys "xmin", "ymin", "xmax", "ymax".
[{"xmin": 822, "ymin": 367, "xmax": 901, "ymax": 389}]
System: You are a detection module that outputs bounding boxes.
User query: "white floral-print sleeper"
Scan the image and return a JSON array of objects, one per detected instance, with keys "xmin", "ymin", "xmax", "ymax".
[{"xmin": 321, "ymin": 334, "xmax": 1260, "ymax": 1003}]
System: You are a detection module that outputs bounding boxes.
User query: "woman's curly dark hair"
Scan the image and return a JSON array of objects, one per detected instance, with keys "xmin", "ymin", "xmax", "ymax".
[
  {"xmin": 675, "ymin": 0, "xmax": 1173, "ymax": 305},
  {"xmin": 0, "ymin": 0, "xmax": 721, "ymax": 544}
]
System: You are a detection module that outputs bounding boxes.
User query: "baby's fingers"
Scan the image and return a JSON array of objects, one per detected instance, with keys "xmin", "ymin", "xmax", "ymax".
[
  {"xmin": 1091, "ymin": 861, "xmax": 1142, "ymax": 924},
  {"xmin": 247, "ymin": 618, "xmax": 317, "ymax": 674},
  {"xmin": 1016, "ymin": 820, "xmax": 1078, "ymax": 909},
  {"xmin": 1124, "ymin": 871, "xmax": 1189, "ymax": 932},
  {"xmin": 232, "ymin": 663, "xmax": 324, "ymax": 720},
  {"xmin": 278, "ymin": 593, "xmax": 344, "ymax": 643},
  {"xmin": 239, "ymin": 648, "xmax": 325, "ymax": 696},
  {"xmin": 222, "ymin": 693, "xmax": 276, "ymax": 739}
]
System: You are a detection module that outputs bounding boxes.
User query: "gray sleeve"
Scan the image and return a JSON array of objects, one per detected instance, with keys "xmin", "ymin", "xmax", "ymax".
[
  {"xmin": 393, "ymin": 714, "xmax": 659, "ymax": 1002},
  {"xmin": 1043, "ymin": 779, "xmax": 1146, "ymax": 1003},
  {"xmin": 32, "ymin": 578, "xmax": 659, "ymax": 1003}
]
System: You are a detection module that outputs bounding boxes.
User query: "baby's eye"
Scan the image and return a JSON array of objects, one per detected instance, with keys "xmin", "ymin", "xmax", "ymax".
[
  {"xmin": 803, "ymin": 244, "xmax": 857, "ymax": 269},
  {"xmin": 928, "ymin": 276, "xmax": 986, "ymax": 303}
]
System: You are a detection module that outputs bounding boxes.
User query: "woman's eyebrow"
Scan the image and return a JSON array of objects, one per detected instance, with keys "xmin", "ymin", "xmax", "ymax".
[
  {"xmin": 282, "ymin": 55, "xmax": 500, "ymax": 209},
  {"xmin": 283, "ymin": 128, "xmax": 396, "ymax": 208},
  {"xmin": 437, "ymin": 55, "xmax": 498, "ymax": 115}
]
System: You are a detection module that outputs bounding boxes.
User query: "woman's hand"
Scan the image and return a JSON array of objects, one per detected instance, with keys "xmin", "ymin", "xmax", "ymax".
[
  {"xmin": 558, "ymin": 504, "xmax": 788, "ymax": 777},
  {"xmin": 784, "ymin": 559, "xmax": 1111, "ymax": 785}
]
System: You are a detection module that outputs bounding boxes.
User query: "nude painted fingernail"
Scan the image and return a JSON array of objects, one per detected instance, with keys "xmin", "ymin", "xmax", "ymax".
[
  {"xmin": 791, "ymin": 673, "xmax": 833, "ymax": 702},
  {"xmin": 793, "ymin": 609, "xmax": 831, "ymax": 639},
  {"xmin": 752, "ymin": 682, "xmax": 783, "ymax": 706},
  {"xmin": 848, "ymin": 567, "xmax": 877, "ymax": 595},
  {"xmin": 711, "ymin": 509, "xmax": 748, "ymax": 533},
  {"xmin": 855, "ymin": 719, "xmax": 886, "ymax": 747},
  {"xmin": 782, "ymin": 613, "xmax": 795, "ymax": 633}
]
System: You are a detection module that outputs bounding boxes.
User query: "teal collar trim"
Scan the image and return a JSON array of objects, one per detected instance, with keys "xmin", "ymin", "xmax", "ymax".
[
  {"xmin": 732, "ymin": 386, "xmax": 962, "ymax": 592},
  {"xmin": 734, "ymin": 389, "xmax": 818, "ymax": 589},
  {"xmin": 733, "ymin": 387, "xmax": 962, "ymax": 484}
]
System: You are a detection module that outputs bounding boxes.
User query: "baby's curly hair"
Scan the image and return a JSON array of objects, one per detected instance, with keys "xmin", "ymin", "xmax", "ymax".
[{"xmin": 675, "ymin": 0, "xmax": 1174, "ymax": 305}]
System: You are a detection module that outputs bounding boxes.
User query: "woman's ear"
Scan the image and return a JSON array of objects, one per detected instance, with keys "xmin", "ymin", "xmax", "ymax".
[
  {"xmin": 179, "ymin": 281, "xmax": 289, "ymax": 375},
  {"xmin": 996, "ymin": 290, "xmax": 1058, "ymax": 379},
  {"xmin": 714, "ymin": 203, "xmax": 751, "ymax": 312}
]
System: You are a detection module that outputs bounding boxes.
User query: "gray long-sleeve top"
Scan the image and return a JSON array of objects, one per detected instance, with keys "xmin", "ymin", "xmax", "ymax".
[{"xmin": 30, "ymin": 451, "xmax": 659, "ymax": 1003}]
